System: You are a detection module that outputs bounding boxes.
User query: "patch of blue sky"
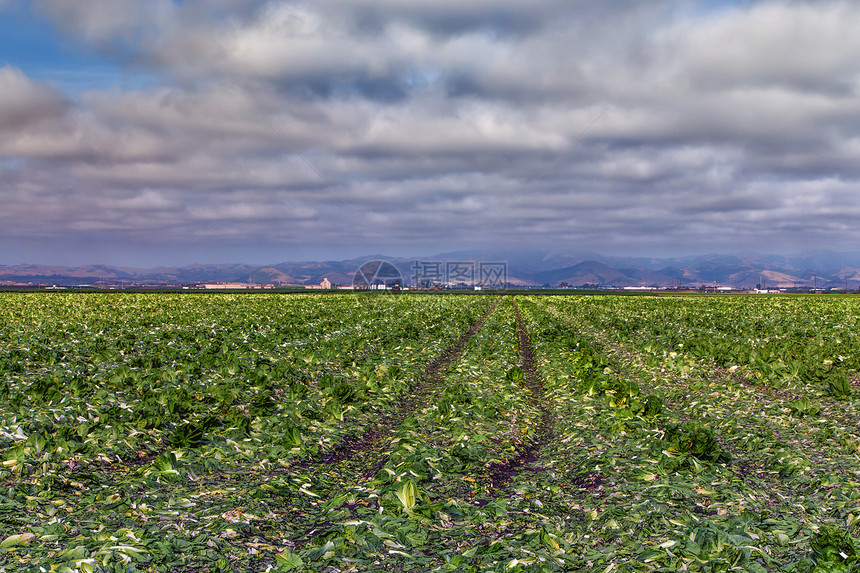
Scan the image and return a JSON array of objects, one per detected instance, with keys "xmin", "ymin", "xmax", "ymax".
[
  {"xmin": 688, "ymin": 0, "xmax": 757, "ymax": 17},
  {"xmin": 0, "ymin": 3, "xmax": 162, "ymax": 94},
  {"xmin": 0, "ymin": 157, "xmax": 22, "ymax": 171}
]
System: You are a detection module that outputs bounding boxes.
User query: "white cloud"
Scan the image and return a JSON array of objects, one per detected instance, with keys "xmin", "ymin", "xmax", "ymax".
[
  {"xmin": 664, "ymin": 1, "xmax": 860, "ymax": 94},
  {"xmin": 4, "ymin": 0, "xmax": 860, "ymax": 263}
]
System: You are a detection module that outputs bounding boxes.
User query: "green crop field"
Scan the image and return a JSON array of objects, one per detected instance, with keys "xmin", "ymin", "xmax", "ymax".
[{"xmin": 2, "ymin": 292, "xmax": 860, "ymax": 572}]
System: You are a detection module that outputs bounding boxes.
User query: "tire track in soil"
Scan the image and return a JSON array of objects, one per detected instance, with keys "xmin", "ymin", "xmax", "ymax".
[
  {"xmin": 288, "ymin": 297, "xmax": 502, "ymax": 547},
  {"xmin": 306, "ymin": 295, "xmax": 503, "ymax": 470},
  {"xmin": 485, "ymin": 297, "xmax": 556, "ymax": 492}
]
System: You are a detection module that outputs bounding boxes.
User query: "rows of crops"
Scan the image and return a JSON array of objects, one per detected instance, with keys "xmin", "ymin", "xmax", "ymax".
[
  {"xmin": 2, "ymin": 293, "xmax": 860, "ymax": 571},
  {"xmin": 522, "ymin": 295, "xmax": 860, "ymax": 571}
]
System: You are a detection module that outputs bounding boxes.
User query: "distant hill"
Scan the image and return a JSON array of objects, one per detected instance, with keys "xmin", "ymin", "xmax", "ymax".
[
  {"xmin": 531, "ymin": 261, "xmax": 683, "ymax": 287},
  {"xmin": 2, "ymin": 250, "xmax": 860, "ymax": 289}
]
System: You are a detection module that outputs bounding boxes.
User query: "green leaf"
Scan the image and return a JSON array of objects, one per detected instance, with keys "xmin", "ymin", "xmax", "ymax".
[
  {"xmin": 395, "ymin": 479, "xmax": 418, "ymax": 514},
  {"xmin": 275, "ymin": 549, "xmax": 304, "ymax": 570},
  {"xmin": 1, "ymin": 532, "xmax": 35, "ymax": 549}
]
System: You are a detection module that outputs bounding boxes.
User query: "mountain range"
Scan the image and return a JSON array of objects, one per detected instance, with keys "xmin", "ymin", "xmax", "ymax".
[{"xmin": 2, "ymin": 250, "xmax": 860, "ymax": 289}]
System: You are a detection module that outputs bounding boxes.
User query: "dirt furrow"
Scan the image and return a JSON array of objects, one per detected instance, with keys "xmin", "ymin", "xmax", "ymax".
[
  {"xmin": 485, "ymin": 297, "xmax": 555, "ymax": 490},
  {"xmin": 286, "ymin": 297, "xmax": 503, "ymax": 548},
  {"xmin": 317, "ymin": 295, "xmax": 502, "ymax": 467}
]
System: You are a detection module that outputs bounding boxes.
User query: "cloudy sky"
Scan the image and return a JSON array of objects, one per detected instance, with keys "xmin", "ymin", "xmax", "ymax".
[{"xmin": 1, "ymin": 0, "xmax": 859, "ymax": 266}]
